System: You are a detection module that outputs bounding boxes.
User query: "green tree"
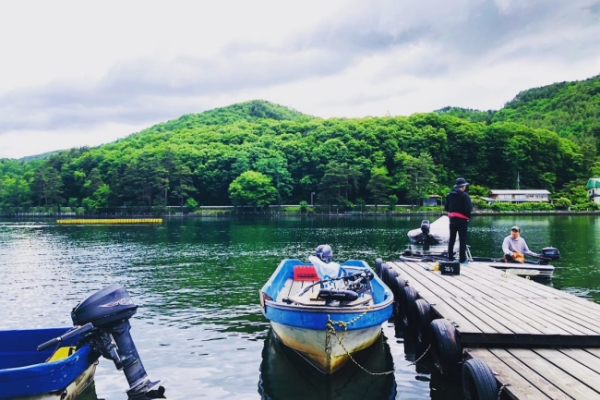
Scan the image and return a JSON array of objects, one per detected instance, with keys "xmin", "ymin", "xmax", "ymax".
[
  {"xmin": 255, "ymin": 157, "xmax": 293, "ymax": 207},
  {"xmin": 32, "ymin": 166, "xmax": 63, "ymax": 207},
  {"xmin": 366, "ymin": 166, "xmax": 392, "ymax": 212},
  {"xmin": 395, "ymin": 152, "xmax": 437, "ymax": 205},
  {"xmin": 228, "ymin": 171, "xmax": 277, "ymax": 209},
  {"xmin": 318, "ymin": 162, "xmax": 347, "ymax": 211},
  {"xmin": 0, "ymin": 177, "xmax": 30, "ymax": 209},
  {"xmin": 171, "ymin": 165, "xmax": 196, "ymax": 208}
]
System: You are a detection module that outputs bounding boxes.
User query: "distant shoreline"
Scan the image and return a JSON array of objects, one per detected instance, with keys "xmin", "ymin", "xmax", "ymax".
[{"xmin": 1, "ymin": 210, "xmax": 599, "ymax": 219}]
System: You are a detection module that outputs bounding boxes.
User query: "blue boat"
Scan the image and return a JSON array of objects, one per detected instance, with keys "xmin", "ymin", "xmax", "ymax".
[
  {"xmin": 259, "ymin": 252, "xmax": 394, "ymax": 374},
  {"xmin": 0, "ymin": 327, "xmax": 98, "ymax": 400},
  {"xmin": 0, "ymin": 284, "xmax": 168, "ymax": 400}
]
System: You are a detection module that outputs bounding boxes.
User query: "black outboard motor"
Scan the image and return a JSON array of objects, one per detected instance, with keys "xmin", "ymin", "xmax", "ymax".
[
  {"xmin": 38, "ymin": 285, "xmax": 165, "ymax": 399},
  {"xmin": 540, "ymin": 247, "xmax": 560, "ymax": 261},
  {"xmin": 420, "ymin": 220, "xmax": 431, "ymax": 239}
]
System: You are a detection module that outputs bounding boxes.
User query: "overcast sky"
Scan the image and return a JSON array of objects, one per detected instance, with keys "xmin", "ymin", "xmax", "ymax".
[{"xmin": 1, "ymin": 0, "xmax": 599, "ymax": 159}]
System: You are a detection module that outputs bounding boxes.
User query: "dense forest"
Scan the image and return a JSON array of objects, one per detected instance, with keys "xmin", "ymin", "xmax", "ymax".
[
  {"xmin": 2, "ymin": 75, "xmax": 600, "ymax": 214},
  {"xmin": 437, "ymin": 74, "xmax": 600, "ymax": 152}
]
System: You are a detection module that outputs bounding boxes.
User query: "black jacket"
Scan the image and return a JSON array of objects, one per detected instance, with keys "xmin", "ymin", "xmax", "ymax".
[{"xmin": 444, "ymin": 188, "xmax": 473, "ymax": 218}]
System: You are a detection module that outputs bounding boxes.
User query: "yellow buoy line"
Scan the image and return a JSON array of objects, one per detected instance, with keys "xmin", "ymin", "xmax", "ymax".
[{"xmin": 57, "ymin": 219, "xmax": 163, "ymax": 224}]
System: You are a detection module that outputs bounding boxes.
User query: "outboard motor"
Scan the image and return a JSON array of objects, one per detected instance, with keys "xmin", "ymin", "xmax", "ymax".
[
  {"xmin": 420, "ymin": 220, "xmax": 431, "ymax": 239},
  {"xmin": 540, "ymin": 247, "xmax": 560, "ymax": 261},
  {"xmin": 38, "ymin": 285, "xmax": 165, "ymax": 399}
]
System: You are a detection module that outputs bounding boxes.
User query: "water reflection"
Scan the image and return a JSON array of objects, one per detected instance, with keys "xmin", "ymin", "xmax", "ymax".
[{"xmin": 258, "ymin": 329, "xmax": 397, "ymax": 400}]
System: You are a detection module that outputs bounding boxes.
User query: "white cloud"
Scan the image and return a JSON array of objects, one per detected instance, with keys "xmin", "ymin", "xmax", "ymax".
[{"xmin": 1, "ymin": 0, "xmax": 599, "ymax": 158}]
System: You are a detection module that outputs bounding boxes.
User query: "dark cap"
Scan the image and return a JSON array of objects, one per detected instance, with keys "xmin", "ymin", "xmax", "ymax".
[
  {"xmin": 454, "ymin": 177, "xmax": 469, "ymax": 188},
  {"xmin": 511, "ymin": 225, "xmax": 520, "ymax": 232}
]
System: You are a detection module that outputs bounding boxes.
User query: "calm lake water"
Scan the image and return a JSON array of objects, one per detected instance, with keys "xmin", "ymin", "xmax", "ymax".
[{"xmin": 1, "ymin": 215, "xmax": 599, "ymax": 400}]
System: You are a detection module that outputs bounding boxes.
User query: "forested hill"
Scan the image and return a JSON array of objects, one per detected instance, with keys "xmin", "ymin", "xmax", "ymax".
[
  {"xmin": 152, "ymin": 100, "xmax": 312, "ymax": 129},
  {"xmin": 2, "ymin": 95, "xmax": 595, "ymax": 212},
  {"xmin": 437, "ymin": 74, "xmax": 600, "ymax": 150},
  {"xmin": 493, "ymin": 74, "xmax": 600, "ymax": 141}
]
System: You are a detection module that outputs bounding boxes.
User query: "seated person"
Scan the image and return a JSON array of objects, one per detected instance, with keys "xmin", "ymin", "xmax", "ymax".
[
  {"xmin": 309, "ymin": 244, "xmax": 341, "ymax": 279},
  {"xmin": 502, "ymin": 226, "xmax": 538, "ymax": 263}
]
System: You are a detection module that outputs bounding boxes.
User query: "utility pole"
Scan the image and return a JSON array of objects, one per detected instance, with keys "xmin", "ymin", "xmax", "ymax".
[{"xmin": 517, "ymin": 170, "xmax": 520, "ymax": 190}]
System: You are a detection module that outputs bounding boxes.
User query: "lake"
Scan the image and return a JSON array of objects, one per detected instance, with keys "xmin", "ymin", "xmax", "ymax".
[{"xmin": 0, "ymin": 215, "xmax": 599, "ymax": 399}]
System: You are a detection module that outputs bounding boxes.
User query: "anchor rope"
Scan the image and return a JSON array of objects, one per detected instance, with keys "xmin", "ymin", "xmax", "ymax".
[
  {"xmin": 497, "ymin": 383, "xmax": 509, "ymax": 400},
  {"xmin": 408, "ymin": 344, "xmax": 431, "ymax": 366},
  {"xmin": 325, "ymin": 303, "xmax": 395, "ymax": 376}
]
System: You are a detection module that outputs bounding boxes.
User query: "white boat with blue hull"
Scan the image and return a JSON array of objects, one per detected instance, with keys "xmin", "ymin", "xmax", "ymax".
[
  {"xmin": 400, "ymin": 246, "xmax": 560, "ymax": 280},
  {"xmin": 260, "ymin": 258, "xmax": 394, "ymax": 374}
]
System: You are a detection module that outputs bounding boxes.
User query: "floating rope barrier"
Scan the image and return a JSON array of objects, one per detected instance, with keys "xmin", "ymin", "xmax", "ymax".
[{"xmin": 57, "ymin": 219, "xmax": 162, "ymax": 224}]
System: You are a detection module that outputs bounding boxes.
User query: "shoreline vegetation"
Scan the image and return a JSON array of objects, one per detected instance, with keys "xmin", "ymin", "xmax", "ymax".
[{"xmin": 1, "ymin": 205, "xmax": 599, "ymax": 218}]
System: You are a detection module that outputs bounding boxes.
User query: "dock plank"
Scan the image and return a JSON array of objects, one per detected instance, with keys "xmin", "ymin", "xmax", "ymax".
[
  {"xmin": 462, "ymin": 263, "xmax": 568, "ymax": 299},
  {"xmin": 391, "ymin": 261, "xmax": 469, "ymax": 299},
  {"xmin": 442, "ymin": 297, "xmax": 503, "ymax": 334},
  {"xmin": 543, "ymin": 298, "xmax": 600, "ymax": 332},
  {"xmin": 508, "ymin": 348, "xmax": 600, "ymax": 399},
  {"xmin": 559, "ymin": 349, "xmax": 600, "ymax": 375},
  {"xmin": 533, "ymin": 348, "xmax": 600, "ymax": 393},
  {"xmin": 493, "ymin": 298, "xmax": 588, "ymax": 336},
  {"xmin": 458, "ymin": 296, "xmax": 542, "ymax": 335},
  {"xmin": 482, "ymin": 299, "xmax": 568, "ymax": 335},
  {"xmin": 468, "ymin": 348, "xmax": 559, "ymax": 400},
  {"xmin": 487, "ymin": 298, "xmax": 574, "ymax": 336}
]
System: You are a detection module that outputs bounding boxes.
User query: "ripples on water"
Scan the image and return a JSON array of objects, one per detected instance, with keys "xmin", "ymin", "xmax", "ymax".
[{"xmin": 0, "ymin": 216, "xmax": 598, "ymax": 399}]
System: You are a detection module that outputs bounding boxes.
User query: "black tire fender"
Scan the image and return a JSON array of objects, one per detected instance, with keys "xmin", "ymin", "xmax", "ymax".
[
  {"xmin": 429, "ymin": 319, "xmax": 461, "ymax": 375},
  {"xmin": 394, "ymin": 276, "xmax": 407, "ymax": 317},
  {"xmin": 462, "ymin": 358, "xmax": 498, "ymax": 400},
  {"xmin": 415, "ymin": 299, "xmax": 432, "ymax": 343},
  {"xmin": 380, "ymin": 265, "xmax": 389, "ymax": 286},
  {"xmin": 403, "ymin": 286, "xmax": 418, "ymax": 328},
  {"xmin": 375, "ymin": 258, "xmax": 383, "ymax": 276}
]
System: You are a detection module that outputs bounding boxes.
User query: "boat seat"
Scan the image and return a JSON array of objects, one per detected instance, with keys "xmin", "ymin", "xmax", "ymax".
[{"xmin": 287, "ymin": 293, "xmax": 372, "ymax": 307}]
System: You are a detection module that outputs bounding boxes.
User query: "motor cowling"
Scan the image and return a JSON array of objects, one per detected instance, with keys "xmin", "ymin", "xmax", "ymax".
[
  {"xmin": 71, "ymin": 285, "xmax": 165, "ymax": 399},
  {"xmin": 540, "ymin": 247, "xmax": 560, "ymax": 261},
  {"xmin": 420, "ymin": 220, "xmax": 431, "ymax": 237},
  {"xmin": 72, "ymin": 284, "xmax": 137, "ymax": 328}
]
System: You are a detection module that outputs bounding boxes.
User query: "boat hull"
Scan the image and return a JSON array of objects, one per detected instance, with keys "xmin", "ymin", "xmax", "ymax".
[
  {"xmin": 260, "ymin": 259, "xmax": 394, "ymax": 374},
  {"xmin": 483, "ymin": 262, "xmax": 554, "ymax": 280},
  {"xmin": 271, "ymin": 322, "xmax": 382, "ymax": 374},
  {"xmin": 399, "ymin": 255, "xmax": 554, "ymax": 280},
  {"xmin": 0, "ymin": 328, "xmax": 99, "ymax": 400},
  {"xmin": 9, "ymin": 363, "xmax": 96, "ymax": 400},
  {"xmin": 407, "ymin": 216, "xmax": 451, "ymax": 244}
]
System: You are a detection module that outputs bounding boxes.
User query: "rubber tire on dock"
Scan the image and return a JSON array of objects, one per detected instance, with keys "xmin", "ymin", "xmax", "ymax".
[
  {"xmin": 375, "ymin": 258, "xmax": 383, "ymax": 276},
  {"xmin": 403, "ymin": 286, "xmax": 419, "ymax": 329},
  {"xmin": 393, "ymin": 276, "xmax": 407, "ymax": 317},
  {"xmin": 429, "ymin": 319, "xmax": 461, "ymax": 375},
  {"xmin": 415, "ymin": 299, "xmax": 432, "ymax": 344},
  {"xmin": 462, "ymin": 358, "xmax": 498, "ymax": 400}
]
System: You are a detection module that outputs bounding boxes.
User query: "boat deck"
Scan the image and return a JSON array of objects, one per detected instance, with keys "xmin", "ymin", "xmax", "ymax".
[{"xmin": 276, "ymin": 278, "xmax": 374, "ymax": 307}]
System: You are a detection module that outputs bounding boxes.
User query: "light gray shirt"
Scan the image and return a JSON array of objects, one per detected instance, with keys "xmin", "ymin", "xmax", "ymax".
[{"xmin": 502, "ymin": 236, "xmax": 536, "ymax": 257}]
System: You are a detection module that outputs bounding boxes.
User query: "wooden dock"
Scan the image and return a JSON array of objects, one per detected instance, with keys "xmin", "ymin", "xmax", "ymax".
[{"xmin": 384, "ymin": 260, "xmax": 600, "ymax": 399}]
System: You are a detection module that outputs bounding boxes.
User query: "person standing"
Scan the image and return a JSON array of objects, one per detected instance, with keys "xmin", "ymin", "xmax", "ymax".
[{"xmin": 445, "ymin": 177, "xmax": 473, "ymax": 264}]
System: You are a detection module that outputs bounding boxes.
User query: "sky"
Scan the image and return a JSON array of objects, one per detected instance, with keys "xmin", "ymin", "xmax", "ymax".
[{"xmin": 1, "ymin": 0, "xmax": 600, "ymax": 159}]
